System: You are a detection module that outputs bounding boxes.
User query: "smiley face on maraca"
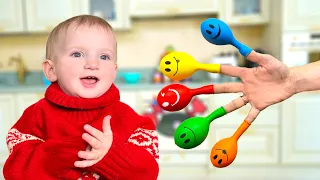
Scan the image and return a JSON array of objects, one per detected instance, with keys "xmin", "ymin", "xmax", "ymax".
[
  {"xmin": 157, "ymin": 84, "xmax": 192, "ymax": 112},
  {"xmin": 174, "ymin": 116, "xmax": 210, "ymax": 149},
  {"xmin": 200, "ymin": 18, "xmax": 234, "ymax": 45},
  {"xmin": 210, "ymin": 137, "xmax": 238, "ymax": 168},
  {"xmin": 159, "ymin": 52, "xmax": 198, "ymax": 81}
]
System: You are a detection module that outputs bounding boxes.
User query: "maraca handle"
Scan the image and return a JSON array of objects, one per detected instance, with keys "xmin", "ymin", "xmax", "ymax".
[
  {"xmin": 232, "ymin": 39, "xmax": 252, "ymax": 57},
  {"xmin": 196, "ymin": 63, "xmax": 220, "ymax": 73},
  {"xmin": 233, "ymin": 120, "xmax": 251, "ymax": 140}
]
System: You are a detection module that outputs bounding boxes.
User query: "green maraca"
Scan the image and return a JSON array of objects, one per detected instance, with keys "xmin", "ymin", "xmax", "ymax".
[{"xmin": 174, "ymin": 106, "xmax": 226, "ymax": 149}]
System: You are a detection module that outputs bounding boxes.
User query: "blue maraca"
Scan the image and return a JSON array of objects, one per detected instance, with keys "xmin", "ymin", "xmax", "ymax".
[{"xmin": 200, "ymin": 18, "xmax": 252, "ymax": 57}]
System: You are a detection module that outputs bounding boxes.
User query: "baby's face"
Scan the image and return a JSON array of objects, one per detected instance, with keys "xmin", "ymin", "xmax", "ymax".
[{"xmin": 53, "ymin": 25, "xmax": 117, "ymax": 98}]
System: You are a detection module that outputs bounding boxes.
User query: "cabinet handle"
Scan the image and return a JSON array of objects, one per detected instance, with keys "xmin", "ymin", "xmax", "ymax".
[
  {"xmin": 166, "ymin": 8, "xmax": 180, "ymax": 15},
  {"xmin": 46, "ymin": 26, "xmax": 54, "ymax": 31},
  {"xmin": 244, "ymin": 128, "xmax": 256, "ymax": 135},
  {"xmin": 309, "ymin": 26, "xmax": 320, "ymax": 31},
  {"xmin": 239, "ymin": 17, "xmax": 251, "ymax": 23},
  {"xmin": 37, "ymin": 93, "xmax": 44, "ymax": 99},
  {"xmin": 239, "ymin": 107, "xmax": 250, "ymax": 115},
  {"xmin": 179, "ymin": 151, "xmax": 185, "ymax": 159}
]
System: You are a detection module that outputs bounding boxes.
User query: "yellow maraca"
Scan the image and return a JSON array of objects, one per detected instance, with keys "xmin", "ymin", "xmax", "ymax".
[{"xmin": 160, "ymin": 52, "xmax": 221, "ymax": 81}]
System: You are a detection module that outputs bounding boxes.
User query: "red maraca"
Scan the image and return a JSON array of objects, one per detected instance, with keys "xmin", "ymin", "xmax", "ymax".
[{"xmin": 157, "ymin": 84, "xmax": 214, "ymax": 111}]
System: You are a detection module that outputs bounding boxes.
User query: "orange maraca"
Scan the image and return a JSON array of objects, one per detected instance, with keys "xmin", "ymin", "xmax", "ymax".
[{"xmin": 210, "ymin": 120, "xmax": 251, "ymax": 168}]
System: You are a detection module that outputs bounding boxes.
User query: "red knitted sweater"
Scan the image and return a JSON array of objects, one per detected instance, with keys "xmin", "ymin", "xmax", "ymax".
[{"xmin": 3, "ymin": 82, "xmax": 159, "ymax": 180}]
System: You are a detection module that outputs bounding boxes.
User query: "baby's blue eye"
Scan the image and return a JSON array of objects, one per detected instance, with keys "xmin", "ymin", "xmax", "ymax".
[
  {"xmin": 72, "ymin": 52, "xmax": 83, "ymax": 58},
  {"xmin": 100, "ymin": 55, "xmax": 109, "ymax": 60}
]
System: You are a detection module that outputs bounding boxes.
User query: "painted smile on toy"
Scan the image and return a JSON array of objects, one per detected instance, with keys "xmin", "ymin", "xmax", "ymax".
[
  {"xmin": 160, "ymin": 88, "xmax": 180, "ymax": 107},
  {"xmin": 184, "ymin": 126, "xmax": 196, "ymax": 142},
  {"xmin": 214, "ymin": 148, "xmax": 229, "ymax": 161},
  {"xmin": 212, "ymin": 24, "xmax": 221, "ymax": 39},
  {"xmin": 173, "ymin": 56, "xmax": 180, "ymax": 76}
]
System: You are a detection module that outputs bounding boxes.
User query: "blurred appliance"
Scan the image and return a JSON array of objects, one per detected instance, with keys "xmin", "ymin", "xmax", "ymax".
[
  {"xmin": 209, "ymin": 52, "xmax": 238, "ymax": 81},
  {"xmin": 243, "ymin": 48, "xmax": 267, "ymax": 68},
  {"xmin": 282, "ymin": 31, "xmax": 320, "ymax": 67},
  {"xmin": 141, "ymin": 96, "xmax": 209, "ymax": 151}
]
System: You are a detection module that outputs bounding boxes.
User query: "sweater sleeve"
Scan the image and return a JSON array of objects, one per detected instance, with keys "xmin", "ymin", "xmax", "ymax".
[
  {"xmin": 88, "ymin": 103, "xmax": 159, "ymax": 180},
  {"xmin": 3, "ymin": 103, "xmax": 85, "ymax": 180}
]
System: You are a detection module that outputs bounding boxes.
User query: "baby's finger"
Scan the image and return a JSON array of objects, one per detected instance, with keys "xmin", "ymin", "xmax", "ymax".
[
  {"xmin": 74, "ymin": 159, "xmax": 97, "ymax": 168},
  {"xmin": 214, "ymin": 82, "xmax": 243, "ymax": 94},
  {"xmin": 84, "ymin": 124, "xmax": 104, "ymax": 141},
  {"xmin": 223, "ymin": 95, "xmax": 248, "ymax": 113},
  {"xmin": 82, "ymin": 133, "xmax": 102, "ymax": 149},
  {"xmin": 78, "ymin": 150, "xmax": 99, "ymax": 160}
]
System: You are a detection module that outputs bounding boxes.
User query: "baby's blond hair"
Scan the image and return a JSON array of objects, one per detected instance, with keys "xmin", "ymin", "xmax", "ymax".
[{"xmin": 45, "ymin": 15, "xmax": 117, "ymax": 62}]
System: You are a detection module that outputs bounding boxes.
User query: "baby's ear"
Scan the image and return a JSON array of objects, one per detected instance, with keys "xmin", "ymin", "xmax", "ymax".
[{"xmin": 42, "ymin": 59, "xmax": 57, "ymax": 82}]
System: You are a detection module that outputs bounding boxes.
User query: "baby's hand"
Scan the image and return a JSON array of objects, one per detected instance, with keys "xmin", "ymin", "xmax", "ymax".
[{"xmin": 74, "ymin": 115, "xmax": 113, "ymax": 168}]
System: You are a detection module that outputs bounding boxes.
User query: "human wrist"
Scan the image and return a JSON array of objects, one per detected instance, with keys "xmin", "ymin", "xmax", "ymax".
[{"xmin": 289, "ymin": 66, "xmax": 305, "ymax": 95}]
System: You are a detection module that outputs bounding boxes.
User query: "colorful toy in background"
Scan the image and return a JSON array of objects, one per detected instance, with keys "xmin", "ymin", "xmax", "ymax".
[
  {"xmin": 157, "ymin": 18, "xmax": 255, "ymax": 168},
  {"xmin": 153, "ymin": 45, "xmax": 175, "ymax": 84}
]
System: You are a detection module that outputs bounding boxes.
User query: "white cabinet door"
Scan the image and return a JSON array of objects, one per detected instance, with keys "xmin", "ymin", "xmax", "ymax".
[
  {"xmin": 0, "ymin": 0, "xmax": 24, "ymax": 33},
  {"xmin": 0, "ymin": 94, "xmax": 16, "ymax": 165},
  {"xmin": 25, "ymin": 0, "xmax": 88, "ymax": 32},
  {"xmin": 83, "ymin": 0, "xmax": 131, "ymax": 29},
  {"xmin": 15, "ymin": 93, "xmax": 43, "ymax": 121},
  {"xmin": 281, "ymin": 92, "xmax": 320, "ymax": 164},
  {"xmin": 119, "ymin": 91, "xmax": 137, "ymax": 110},
  {"xmin": 130, "ymin": 0, "xmax": 219, "ymax": 17},
  {"xmin": 283, "ymin": 0, "xmax": 320, "ymax": 31},
  {"xmin": 210, "ymin": 126, "xmax": 279, "ymax": 165},
  {"xmin": 220, "ymin": 0, "xmax": 269, "ymax": 25}
]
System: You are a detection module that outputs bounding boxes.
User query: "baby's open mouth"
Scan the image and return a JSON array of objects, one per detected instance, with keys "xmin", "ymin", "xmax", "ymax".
[{"xmin": 80, "ymin": 76, "xmax": 99, "ymax": 86}]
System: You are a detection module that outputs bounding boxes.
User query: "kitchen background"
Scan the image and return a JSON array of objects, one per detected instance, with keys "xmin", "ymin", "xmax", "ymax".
[{"xmin": 1, "ymin": 0, "xmax": 320, "ymax": 179}]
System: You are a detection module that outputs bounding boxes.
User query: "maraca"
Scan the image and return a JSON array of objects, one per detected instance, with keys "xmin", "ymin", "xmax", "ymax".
[
  {"xmin": 159, "ymin": 52, "xmax": 220, "ymax": 81},
  {"xmin": 174, "ymin": 107, "xmax": 226, "ymax": 149},
  {"xmin": 210, "ymin": 119, "xmax": 251, "ymax": 168},
  {"xmin": 200, "ymin": 18, "xmax": 252, "ymax": 57},
  {"xmin": 157, "ymin": 83, "xmax": 214, "ymax": 112}
]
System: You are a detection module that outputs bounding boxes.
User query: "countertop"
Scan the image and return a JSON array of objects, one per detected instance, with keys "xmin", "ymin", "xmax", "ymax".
[{"xmin": 0, "ymin": 80, "xmax": 238, "ymax": 93}]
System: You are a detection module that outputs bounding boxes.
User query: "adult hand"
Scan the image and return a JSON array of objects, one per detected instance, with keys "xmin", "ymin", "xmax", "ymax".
[{"xmin": 213, "ymin": 50, "xmax": 296, "ymax": 122}]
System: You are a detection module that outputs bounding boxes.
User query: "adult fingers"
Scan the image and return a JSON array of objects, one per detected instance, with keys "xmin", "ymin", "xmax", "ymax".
[
  {"xmin": 245, "ymin": 50, "xmax": 269, "ymax": 65},
  {"xmin": 223, "ymin": 95, "xmax": 248, "ymax": 113},
  {"xmin": 220, "ymin": 64, "xmax": 246, "ymax": 77},
  {"xmin": 214, "ymin": 82, "xmax": 243, "ymax": 94},
  {"xmin": 245, "ymin": 107, "xmax": 261, "ymax": 124}
]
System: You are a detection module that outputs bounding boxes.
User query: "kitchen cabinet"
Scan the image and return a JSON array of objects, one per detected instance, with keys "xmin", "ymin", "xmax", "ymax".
[
  {"xmin": 210, "ymin": 126, "xmax": 279, "ymax": 165},
  {"xmin": 0, "ymin": 0, "xmax": 24, "ymax": 33},
  {"xmin": 219, "ymin": 0, "xmax": 269, "ymax": 25},
  {"xmin": 15, "ymin": 93, "xmax": 43, "ymax": 121},
  {"xmin": 82, "ymin": 0, "xmax": 131, "ymax": 29},
  {"xmin": 120, "ymin": 91, "xmax": 137, "ymax": 110},
  {"xmin": 281, "ymin": 92, "xmax": 320, "ymax": 164},
  {"xmin": 1, "ymin": 0, "xmax": 130, "ymax": 34},
  {"xmin": 283, "ymin": 0, "xmax": 320, "ymax": 31},
  {"xmin": 25, "ymin": 0, "xmax": 88, "ymax": 32},
  {"xmin": 0, "ymin": 94, "xmax": 16, "ymax": 165},
  {"xmin": 130, "ymin": 0, "xmax": 219, "ymax": 17}
]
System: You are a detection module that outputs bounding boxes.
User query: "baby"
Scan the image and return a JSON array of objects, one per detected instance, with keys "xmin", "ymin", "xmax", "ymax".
[{"xmin": 3, "ymin": 15, "xmax": 159, "ymax": 180}]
